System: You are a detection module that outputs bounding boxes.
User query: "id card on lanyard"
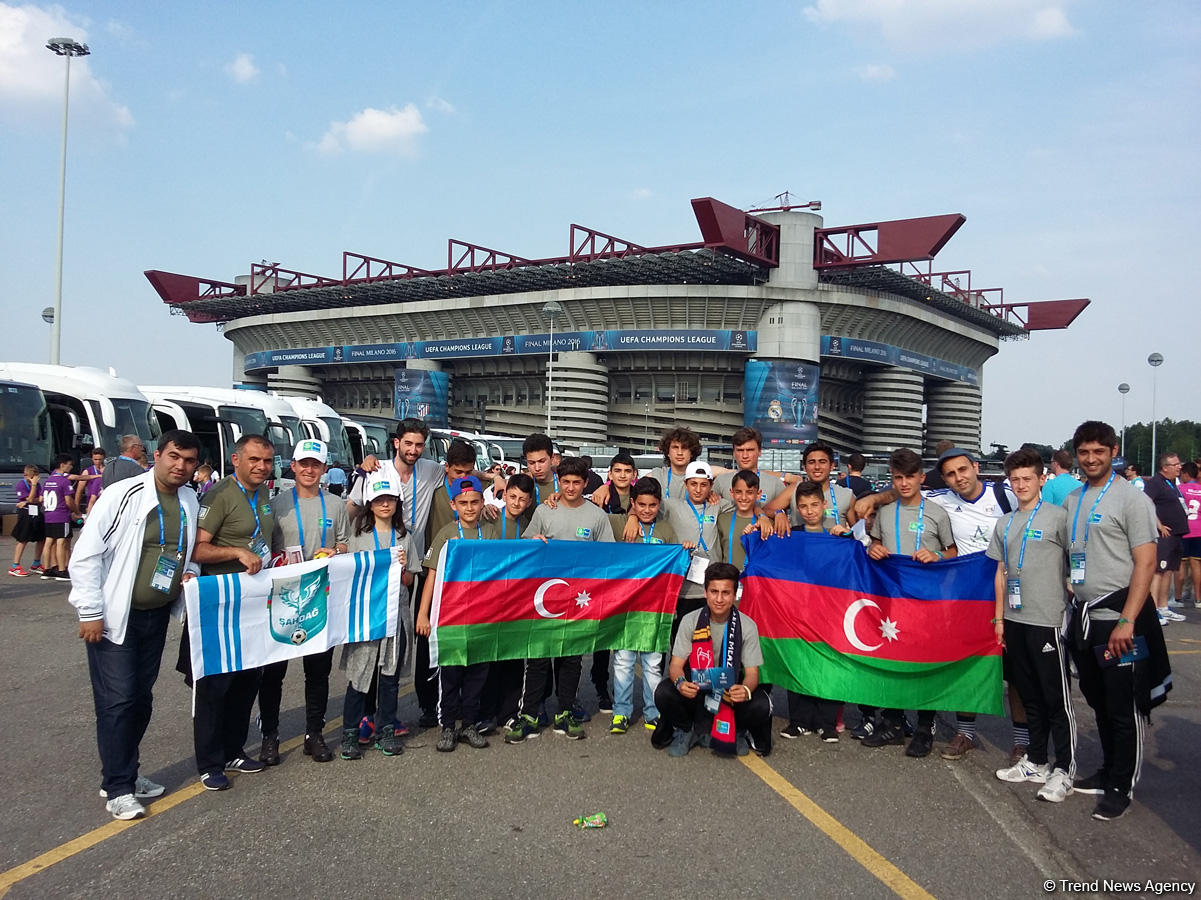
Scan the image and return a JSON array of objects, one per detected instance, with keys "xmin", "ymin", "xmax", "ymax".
[
  {"xmin": 1002, "ymin": 501, "xmax": 1041, "ymax": 610},
  {"xmin": 150, "ymin": 500, "xmax": 187, "ymax": 594},
  {"xmin": 1069, "ymin": 473, "xmax": 1114, "ymax": 585},
  {"xmin": 286, "ymin": 488, "xmax": 329, "ymax": 564},
  {"xmin": 235, "ymin": 479, "xmax": 270, "ymax": 561}
]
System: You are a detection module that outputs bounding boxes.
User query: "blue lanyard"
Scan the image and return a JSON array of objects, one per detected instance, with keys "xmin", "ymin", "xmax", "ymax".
[
  {"xmin": 895, "ymin": 497, "xmax": 925, "ymax": 554},
  {"xmin": 534, "ymin": 473, "xmax": 559, "ymax": 505},
  {"xmin": 640, "ymin": 520, "xmax": 656, "ymax": 543},
  {"xmin": 686, "ymin": 495, "xmax": 710, "ymax": 551},
  {"xmin": 292, "ymin": 487, "xmax": 328, "ymax": 551},
  {"xmin": 443, "ymin": 475, "xmax": 459, "ymax": 521},
  {"xmin": 156, "ymin": 498, "xmax": 187, "ymax": 558},
  {"xmin": 827, "ymin": 482, "xmax": 840, "ymax": 523},
  {"xmin": 1070, "ymin": 472, "xmax": 1115, "ymax": 548},
  {"xmin": 666, "ymin": 469, "xmax": 672, "ymax": 498},
  {"xmin": 372, "ymin": 525, "xmax": 396, "ymax": 550},
  {"xmin": 234, "ymin": 478, "xmax": 262, "ymax": 538},
  {"xmin": 456, "ymin": 520, "xmax": 483, "ymax": 539},
  {"xmin": 501, "ymin": 506, "xmax": 520, "ymax": 540},
  {"xmin": 1003, "ymin": 500, "xmax": 1042, "ymax": 573}
]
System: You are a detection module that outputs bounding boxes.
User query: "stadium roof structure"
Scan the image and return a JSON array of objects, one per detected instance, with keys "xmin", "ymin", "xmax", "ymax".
[{"xmin": 147, "ymin": 197, "xmax": 1087, "ymax": 339}]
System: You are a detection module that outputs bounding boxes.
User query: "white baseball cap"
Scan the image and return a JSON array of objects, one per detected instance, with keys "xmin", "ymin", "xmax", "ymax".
[
  {"xmin": 292, "ymin": 439, "xmax": 328, "ymax": 464},
  {"xmin": 685, "ymin": 460, "xmax": 714, "ymax": 481},
  {"xmin": 365, "ymin": 477, "xmax": 401, "ymax": 502}
]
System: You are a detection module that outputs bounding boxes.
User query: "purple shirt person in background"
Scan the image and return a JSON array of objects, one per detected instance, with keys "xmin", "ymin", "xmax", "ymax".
[{"xmin": 39, "ymin": 454, "xmax": 77, "ymax": 579}]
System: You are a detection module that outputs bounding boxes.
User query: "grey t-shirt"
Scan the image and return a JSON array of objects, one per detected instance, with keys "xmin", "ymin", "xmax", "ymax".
[
  {"xmin": 870, "ymin": 498, "xmax": 955, "ymax": 555},
  {"xmin": 712, "ymin": 469, "xmax": 786, "ymax": 508},
  {"xmin": 788, "ymin": 481, "xmax": 854, "ymax": 529},
  {"xmin": 271, "ymin": 488, "xmax": 350, "ymax": 559},
  {"xmin": 666, "ymin": 497, "xmax": 725, "ymax": 599},
  {"xmin": 1062, "ymin": 475, "xmax": 1159, "ymax": 610},
  {"xmin": 672, "ymin": 608, "xmax": 764, "ymax": 669},
  {"xmin": 646, "ymin": 466, "xmax": 690, "ymax": 502},
  {"xmin": 102, "ymin": 456, "xmax": 145, "ymax": 488},
  {"xmin": 526, "ymin": 502, "xmax": 614, "ymax": 542},
  {"xmin": 986, "ymin": 504, "xmax": 1070, "ymax": 627},
  {"xmin": 348, "ymin": 457, "xmax": 445, "ymax": 557}
]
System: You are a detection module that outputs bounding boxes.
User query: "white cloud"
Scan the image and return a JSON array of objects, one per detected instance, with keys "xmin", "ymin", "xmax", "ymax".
[
  {"xmin": 804, "ymin": 0, "xmax": 1076, "ymax": 49},
  {"xmin": 856, "ymin": 62, "xmax": 895, "ymax": 82},
  {"xmin": 0, "ymin": 2, "xmax": 134, "ymax": 131},
  {"xmin": 315, "ymin": 104, "xmax": 428, "ymax": 155},
  {"xmin": 224, "ymin": 52, "xmax": 259, "ymax": 84},
  {"xmin": 629, "ymin": 187, "xmax": 653, "ymax": 200},
  {"xmin": 427, "ymin": 95, "xmax": 455, "ymax": 114}
]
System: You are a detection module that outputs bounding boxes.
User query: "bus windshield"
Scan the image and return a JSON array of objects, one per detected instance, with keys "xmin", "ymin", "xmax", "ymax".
[
  {"xmin": 88, "ymin": 398, "xmax": 161, "ymax": 455},
  {"xmin": 361, "ymin": 424, "xmax": 391, "ymax": 458},
  {"xmin": 278, "ymin": 415, "xmax": 304, "ymax": 447},
  {"xmin": 218, "ymin": 405, "xmax": 269, "ymax": 441},
  {"xmin": 0, "ymin": 383, "xmax": 52, "ymax": 470},
  {"xmin": 320, "ymin": 417, "xmax": 355, "ymax": 467}
]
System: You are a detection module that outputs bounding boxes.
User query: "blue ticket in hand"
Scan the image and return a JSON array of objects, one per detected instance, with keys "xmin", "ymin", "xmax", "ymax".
[
  {"xmin": 691, "ymin": 666, "xmax": 736, "ymax": 693},
  {"xmin": 1094, "ymin": 635, "xmax": 1149, "ymax": 668}
]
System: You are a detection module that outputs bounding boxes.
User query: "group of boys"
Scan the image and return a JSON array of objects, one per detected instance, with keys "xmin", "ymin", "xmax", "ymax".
[{"xmin": 63, "ymin": 416, "xmax": 1170, "ymax": 826}]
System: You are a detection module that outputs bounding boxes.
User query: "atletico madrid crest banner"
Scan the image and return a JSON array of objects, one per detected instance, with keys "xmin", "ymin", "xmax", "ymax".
[
  {"xmin": 739, "ymin": 534, "xmax": 1003, "ymax": 715},
  {"xmin": 184, "ymin": 551, "xmax": 403, "ymax": 681},
  {"xmin": 429, "ymin": 540, "xmax": 689, "ymax": 667}
]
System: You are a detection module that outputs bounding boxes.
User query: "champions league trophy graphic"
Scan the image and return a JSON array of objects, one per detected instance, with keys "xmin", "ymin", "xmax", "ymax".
[{"xmin": 396, "ymin": 399, "xmax": 411, "ymax": 419}]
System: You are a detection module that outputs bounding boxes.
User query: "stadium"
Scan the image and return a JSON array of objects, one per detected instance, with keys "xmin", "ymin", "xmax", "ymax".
[{"xmin": 146, "ymin": 197, "xmax": 1088, "ymax": 458}]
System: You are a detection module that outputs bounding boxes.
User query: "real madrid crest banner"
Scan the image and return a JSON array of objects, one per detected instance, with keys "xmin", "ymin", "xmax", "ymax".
[
  {"xmin": 184, "ymin": 551, "xmax": 402, "ymax": 680},
  {"xmin": 738, "ymin": 533, "xmax": 1003, "ymax": 715},
  {"xmin": 428, "ymin": 540, "xmax": 689, "ymax": 667}
]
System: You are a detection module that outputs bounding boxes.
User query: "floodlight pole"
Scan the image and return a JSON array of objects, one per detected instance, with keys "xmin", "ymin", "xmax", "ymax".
[
  {"xmin": 1148, "ymin": 353, "xmax": 1163, "ymax": 469},
  {"xmin": 542, "ymin": 301, "xmax": 562, "ymax": 438},
  {"xmin": 46, "ymin": 37, "xmax": 90, "ymax": 366}
]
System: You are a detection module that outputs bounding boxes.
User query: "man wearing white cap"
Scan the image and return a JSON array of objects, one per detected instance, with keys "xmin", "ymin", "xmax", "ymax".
[
  {"xmin": 665, "ymin": 461, "xmax": 725, "ymax": 635},
  {"xmin": 257, "ymin": 439, "xmax": 349, "ymax": 765}
]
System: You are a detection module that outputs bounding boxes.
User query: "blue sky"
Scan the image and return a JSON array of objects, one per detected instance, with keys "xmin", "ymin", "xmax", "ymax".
[{"xmin": 1, "ymin": 1, "xmax": 1197, "ymax": 450}]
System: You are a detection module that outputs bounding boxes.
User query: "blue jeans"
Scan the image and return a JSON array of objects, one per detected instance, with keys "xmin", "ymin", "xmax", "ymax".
[
  {"xmin": 86, "ymin": 606, "xmax": 171, "ymax": 798},
  {"xmin": 612, "ymin": 650, "xmax": 661, "ymax": 721}
]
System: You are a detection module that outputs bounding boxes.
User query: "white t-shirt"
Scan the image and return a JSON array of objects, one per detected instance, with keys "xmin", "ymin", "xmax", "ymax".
[
  {"xmin": 348, "ymin": 457, "xmax": 445, "ymax": 557},
  {"xmin": 926, "ymin": 482, "xmax": 1018, "ymax": 555}
]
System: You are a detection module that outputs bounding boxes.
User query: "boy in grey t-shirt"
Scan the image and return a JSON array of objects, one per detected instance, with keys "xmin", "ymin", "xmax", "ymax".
[
  {"xmin": 507, "ymin": 457, "xmax": 613, "ymax": 744},
  {"xmin": 987, "ymin": 449, "xmax": 1075, "ymax": 801},
  {"xmin": 864, "ymin": 448, "xmax": 958, "ymax": 758}
]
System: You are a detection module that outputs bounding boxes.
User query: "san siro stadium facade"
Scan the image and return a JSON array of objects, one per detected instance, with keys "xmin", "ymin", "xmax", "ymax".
[{"xmin": 147, "ymin": 197, "xmax": 1088, "ymax": 457}]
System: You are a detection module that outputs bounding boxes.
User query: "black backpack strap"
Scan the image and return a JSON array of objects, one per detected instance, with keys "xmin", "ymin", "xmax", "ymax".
[{"xmin": 992, "ymin": 479, "xmax": 1012, "ymax": 514}]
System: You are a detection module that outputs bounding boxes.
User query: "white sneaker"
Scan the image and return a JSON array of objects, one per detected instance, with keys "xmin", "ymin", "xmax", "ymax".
[
  {"xmin": 99, "ymin": 775, "xmax": 166, "ymax": 800},
  {"xmin": 996, "ymin": 755, "xmax": 1049, "ymax": 784},
  {"xmin": 1164, "ymin": 609, "xmax": 1186, "ymax": 622},
  {"xmin": 1157, "ymin": 611, "xmax": 1172, "ymax": 627},
  {"xmin": 1037, "ymin": 769, "xmax": 1074, "ymax": 802},
  {"xmin": 104, "ymin": 793, "xmax": 146, "ymax": 820}
]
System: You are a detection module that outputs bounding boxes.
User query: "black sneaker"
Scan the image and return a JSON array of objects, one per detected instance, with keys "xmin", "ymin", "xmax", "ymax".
[
  {"xmin": 259, "ymin": 733, "xmax": 281, "ymax": 767},
  {"xmin": 1092, "ymin": 788, "xmax": 1131, "ymax": 821},
  {"xmin": 40, "ymin": 568, "xmax": 61, "ymax": 581},
  {"xmin": 304, "ymin": 732, "xmax": 333, "ymax": 763},
  {"xmin": 1074, "ymin": 770, "xmax": 1107, "ymax": 795},
  {"xmin": 850, "ymin": 719, "xmax": 875, "ymax": 740},
  {"xmin": 900, "ymin": 714, "xmax": 914, "ymax": 738},
  {"xmin": 459, "ymin": 724, "xmax": 489, "ymax": 749},
  {"xmin": 475, "ymin": 718, "xmax": 496, "ymax": 736},
  {"xmin": 651, "ymin": 718, "xmax": 675, "ymax": 750},
  {"xmin": 340, "ymin": 728, "xmax": 362, "ymax": 760},
  {"xmin": 596, "ymin": 691, "xmax": 614, "ymax": 714},
  {"xmin": 418, "ymin": 712, "xmax": 439, "ymax": 729},
  {"xmin": 779, "ymin": 723, "xmax": 807, "ymax": 740},
  {"xmin": 819, "ymin": 728, "xmax": 840, "ymax": 744},
  {"xmin": 905, "ymin": 731, "xmax": 934, "ymax": 758},
  {"xmin": 862, "ymin": 723, "xmax": 905, "ymax": 748},
  {"xmin": 436, "ymin": 726, "xmax": 458, "ymax": 752}
]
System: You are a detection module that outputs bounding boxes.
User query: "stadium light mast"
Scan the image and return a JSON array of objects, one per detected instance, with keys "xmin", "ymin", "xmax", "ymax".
[
  {"xmin": 542, "ymin": 300, "xmax": 562, "ymax": 437},
  {"xmin": 46, "ymin": 37, "xmax": 90, "ymax": 366},
  {"xmin": 1117, "ymin": 382, "xmax": 1130, "ymax": 458},
  {"xmin": 1148, "ymin": 353, "xmax": 1163, "ymax": 469}
]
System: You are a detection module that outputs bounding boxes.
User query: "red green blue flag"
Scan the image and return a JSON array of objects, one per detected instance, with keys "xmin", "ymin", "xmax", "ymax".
[
  {"xmin": 429, "ymin": 540, "xmax": 689, "ymax": 667},
  {"xmin": 739, "ymin": 534, "xmax": 1003, "ymax": 715}
]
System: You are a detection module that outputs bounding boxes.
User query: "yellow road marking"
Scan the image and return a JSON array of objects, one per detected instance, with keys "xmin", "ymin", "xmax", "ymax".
[
  {"xmin": 1, "ymin": 681, "xmax": 415, "ymax": 894},
  {"xmin": 740, "ymin": 753, "xmax": 936, "ymax": 900},
  {"xmin": 1168, "ymin": 649, "xmax": 1200, "ymax": 655}
]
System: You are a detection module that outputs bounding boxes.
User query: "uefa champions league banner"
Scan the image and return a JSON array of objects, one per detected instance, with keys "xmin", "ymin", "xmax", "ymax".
[
  {"xmin": 743, "ymin": 359, "xmax": 820, "ymax": 445},
  {"xmin": 183, "ymin": 551, "xmax": 403, "ymax": 680},
  {"xmin": 393, "ymin": 368, "xmax": 449, "ymax": 427}
]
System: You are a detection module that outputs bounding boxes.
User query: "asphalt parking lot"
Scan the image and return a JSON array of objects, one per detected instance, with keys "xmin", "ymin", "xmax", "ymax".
[{"xmin": 1, "ymin": 536, "xmax": 1198, "ymax": 899}]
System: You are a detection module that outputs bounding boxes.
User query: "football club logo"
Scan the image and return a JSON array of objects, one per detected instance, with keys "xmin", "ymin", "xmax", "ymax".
[{"xmin": 268, "ymin": 566, "xmax": 330, "ymax": 645}]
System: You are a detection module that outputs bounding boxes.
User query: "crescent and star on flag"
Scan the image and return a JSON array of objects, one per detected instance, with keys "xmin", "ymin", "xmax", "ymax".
[
  {"xmin": 843, "ymin": 598, "xmax": 901, "ymax": 653},
  {"xmin": 533, "ymin": 579, "xmax": 592, "ymax": 619}
]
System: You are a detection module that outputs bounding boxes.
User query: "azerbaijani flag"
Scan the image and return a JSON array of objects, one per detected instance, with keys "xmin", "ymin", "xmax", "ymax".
[
  {"xmin": 429, "ymin": 540, "xmax": 689, "ymax": 667},
  {"xmin": 740, "ymin": 534, "xmax": 1002, "ymax": 715}
]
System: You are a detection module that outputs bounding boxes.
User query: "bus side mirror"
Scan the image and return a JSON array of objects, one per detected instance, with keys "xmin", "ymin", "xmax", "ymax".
[{"xmin": 74, "ymin": 433, "xmax": 94, "ymax": 449}]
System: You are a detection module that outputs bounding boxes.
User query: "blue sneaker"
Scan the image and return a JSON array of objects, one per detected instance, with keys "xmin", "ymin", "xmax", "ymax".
[
  {"xmin": 201, "ymin": 771, "xmax": 230, "ymax": 791},
  {"xmin": 570, "ymin": 702, "xmax": 592, "ymax": 723},
  {"xmin": 225, "ymin": 756, "xmax": 266, "ymax": 774}
]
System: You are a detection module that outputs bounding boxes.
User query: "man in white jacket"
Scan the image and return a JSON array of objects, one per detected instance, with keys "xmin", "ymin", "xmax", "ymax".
[{"xmin": 69, "ymin": 430, "xmax": 202, "ymax": 821}]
